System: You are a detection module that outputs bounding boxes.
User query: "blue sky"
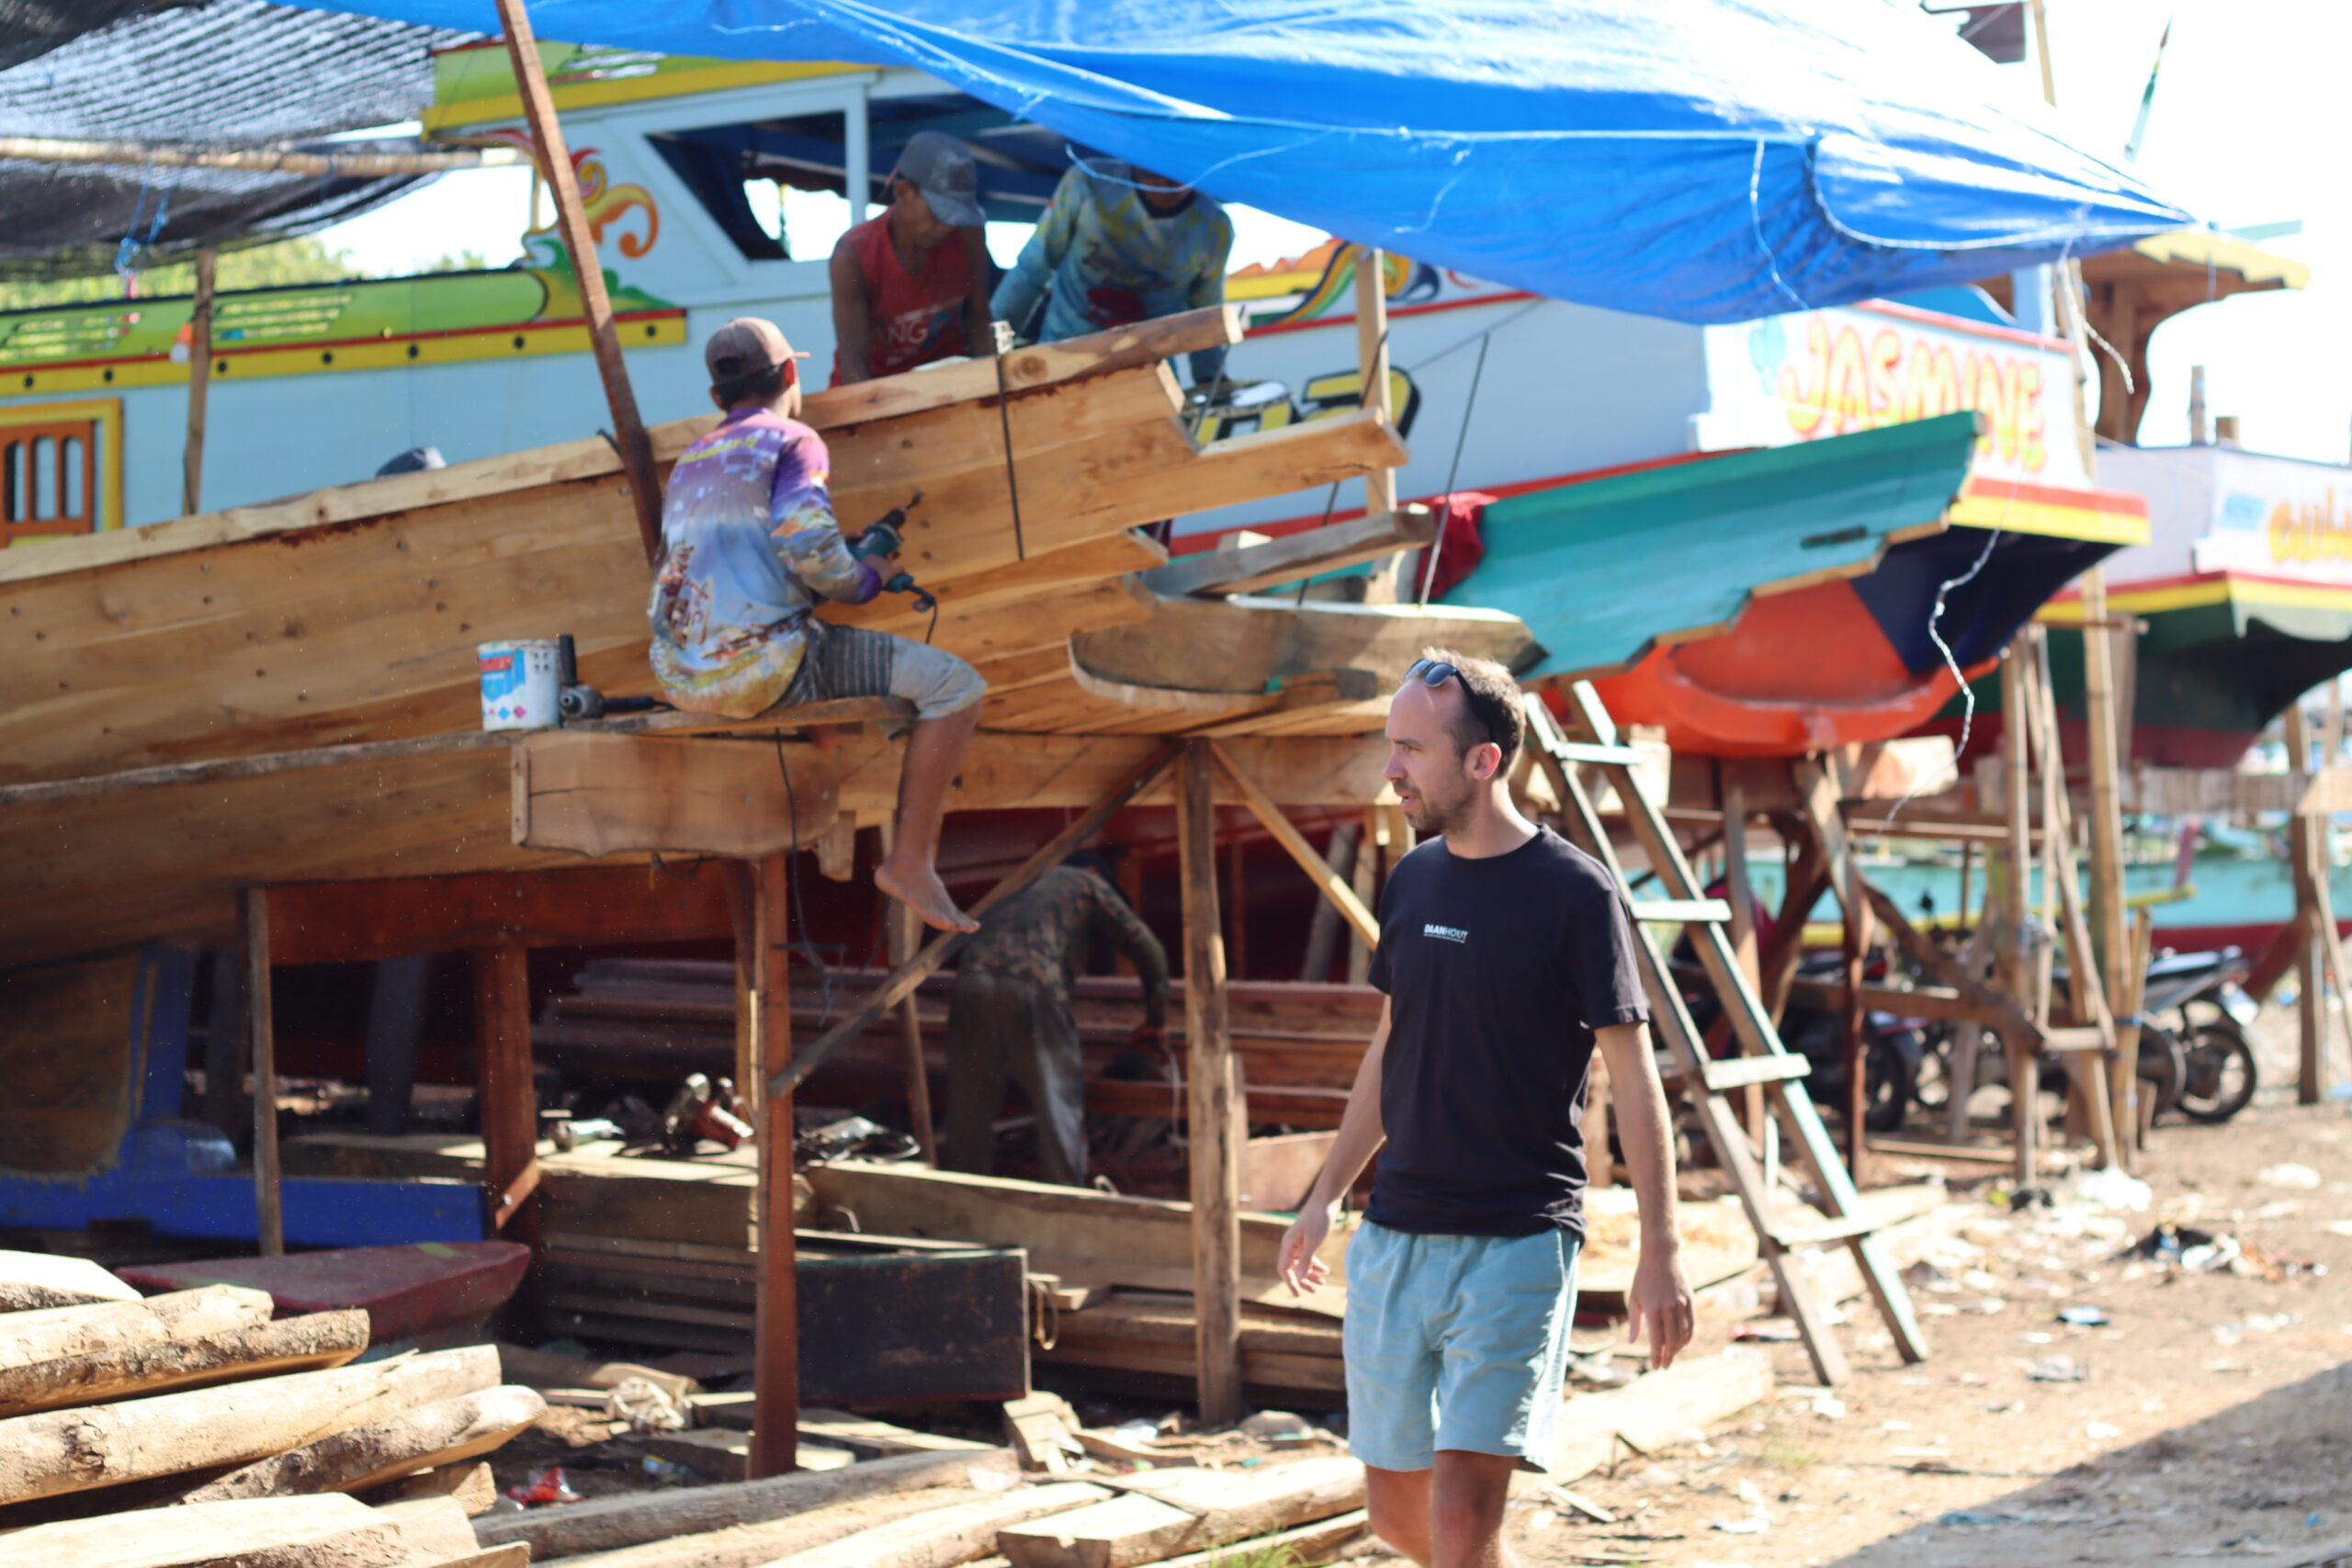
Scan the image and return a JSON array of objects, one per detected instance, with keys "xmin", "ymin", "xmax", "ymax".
[{"xmin": 316, "ymin": 0, "xmax": 2346, "ymax": 466}]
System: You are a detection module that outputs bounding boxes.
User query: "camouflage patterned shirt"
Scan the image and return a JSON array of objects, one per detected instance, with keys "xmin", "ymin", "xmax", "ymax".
[{"xmin": 962, "ymin": 866, "xmax": 1170, "ymax": 1029}]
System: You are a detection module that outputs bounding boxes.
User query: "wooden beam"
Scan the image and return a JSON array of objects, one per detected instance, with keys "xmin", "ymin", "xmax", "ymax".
[
  {"xmin": 476, "ymin": 941, "xmax": 540, "ymax": 1306},
  {"xmin": 1996, "ymin": 640, "xmax": 2038, "ymax": 1185},
  {"xmin": 181, "ymin": 249, "xmax": 214, "ymax": 517},
  {"xmin": 1140, "ymin": 508, "xmax": 1437, "ymax": 600},
  {"xmin": 244, "ymin": 887, "xmax": 283, "ymax": 1258},
  {"xmin": 750, "ymin": 852, "xmax": 800, "ymax": 1478},
  {"xmin": 266, "ymin": 862, "xmax": 736, "ymax": 966},
  {"xmin": 493, "ymin": 0, "xmax": 663, "ymax": 564},
  {"xmin": 1177, "ymin": 745, "xmax": 1245, "ymax": 1426},
  {"xmin": 770, "ymin": 744, "xmax": 1182, "ymax": 1097},
  {"xmin": 2077, "ymin": 570, "xmax": 2134, "ymax": 1159},
  {"xmin": 1206, "ymin": 742, "xmax": 1380, "ymax": 951},
  {"xmin": 883, "ymin": 825, "xmax": 939, "ymax": 1164},
  {"xmin": 1354, "ymin": 250, "xmax": 1399, "ymax": 558}
]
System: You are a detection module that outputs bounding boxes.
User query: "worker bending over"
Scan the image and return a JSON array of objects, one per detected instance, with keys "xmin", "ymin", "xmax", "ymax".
[
  {"xmin": 649, "ymin": 319, "xmax": 985, "ymax": 932},
  {"xmin": 992, "ymin": 160, "xmax": 1234, "ymax": 386},
  {"xmin": 830, "ymin": 131, "xmax": 995, "ymax": 385},
  {"xmin": 946, "ymin": 858, "xmax": 1170, "ymax": 1185}
]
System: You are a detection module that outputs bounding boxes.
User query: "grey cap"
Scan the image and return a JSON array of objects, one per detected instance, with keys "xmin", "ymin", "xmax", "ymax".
[{"xmin": 892, "ymin": 130, "xmax": 986, "ymax": 228}]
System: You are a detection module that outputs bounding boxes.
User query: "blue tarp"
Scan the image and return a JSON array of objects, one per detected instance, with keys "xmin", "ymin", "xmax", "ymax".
[{"xmin": 306, "ymin": 0, "xmax": 2193, "ymax": 323}]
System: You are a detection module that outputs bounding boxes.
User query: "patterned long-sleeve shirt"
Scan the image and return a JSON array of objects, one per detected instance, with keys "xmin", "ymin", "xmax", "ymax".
[
  {"xmin": 991, "ymin": 164, "xmax": 1234, "ymax": 386},
  {"xmin": 647, "ymin": 407, "xmax": 880, "ymax": 718},
  {"xmin": 961, "ymin": 866, "xmax": 1171, "ymax": 1031}
]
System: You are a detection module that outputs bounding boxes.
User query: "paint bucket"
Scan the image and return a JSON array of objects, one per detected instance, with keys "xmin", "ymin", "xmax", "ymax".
[{"xmin": 478, "ymin": 640, "xmax": 562, "ymax": 731}]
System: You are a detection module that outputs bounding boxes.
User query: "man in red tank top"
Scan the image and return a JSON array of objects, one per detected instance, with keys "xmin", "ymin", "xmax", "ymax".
[{"xmin": 830, "ymin": 131, "xmax": 996, "ymax": 386}]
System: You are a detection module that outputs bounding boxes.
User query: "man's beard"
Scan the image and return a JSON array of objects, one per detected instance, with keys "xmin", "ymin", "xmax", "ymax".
[{"xmin": 1401, "ymin": 775, "xmax": 1476, "ymax": 837}]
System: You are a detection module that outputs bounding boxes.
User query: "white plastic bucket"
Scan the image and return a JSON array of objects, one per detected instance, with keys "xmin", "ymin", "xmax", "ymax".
[{"xmin": 478, "ymin": 639, "xmax": 562, "ymax": 731}]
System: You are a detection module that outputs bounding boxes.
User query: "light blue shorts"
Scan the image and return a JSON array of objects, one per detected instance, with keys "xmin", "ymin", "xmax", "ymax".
[{"xmin": 1341, "ymin": 1221, "xmax": 1581, "ymax": 1473}]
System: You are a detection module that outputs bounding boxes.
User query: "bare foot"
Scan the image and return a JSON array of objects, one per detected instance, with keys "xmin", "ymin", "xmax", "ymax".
[{"xmin": 876, "ymin": 858, "xmax": 978, "ymax": 933}]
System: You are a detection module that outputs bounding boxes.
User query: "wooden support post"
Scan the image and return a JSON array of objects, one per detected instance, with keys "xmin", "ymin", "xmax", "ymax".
[
  {"xmin": 729, "ymin": 862, "xmax": 758, "ymax": 1103},
  {"xmin": 1346, "ymin": 807, "xmax": 1381, "ymax": 985},
  {"xmin": 1718, "ymin": 766, "xmax": 1770, "ymax": 1166},
  {"xmin": 492, "ymin": 0, "xmax": 664, "ymax": 563},
  {"xmin": 751, "ymin": 852, "xmax": 802, "ymax": 1476},
  {"xmin": 475, "ymin": 939, "xmax": 541, "ymax": 1325},
  {"xmin": 1997, "ymin": 642, "xmax": 2040, "ymax": 1186},
  {"xmin": 1838, "ymin": 863, "xmax": 1871, "ymax": 1183},
  {"xmin": 2285, "ymin": 702, "xmax": 2329, "ymax": 1104},
  {"xmin": 1228, "ymin": 837, "xmax": 1250, "ymax": 981},
  {"xmin": 1207, "ymin": 741, "xmax": 1379, "ymax": 949},
  {"xmin": 243, "ymin": 887, "xmax": 282, "ymax": 1258},
  {"xmin": 181, "ymin": 248, "xmax": 214, "ymax": 517},
  {"xmin": 1354, "ymin": 246, "xmax": 1400, "ymax": 602},
  {"xmin": 2077, "ymin": 578, "xmax": 2136, "ymax": 1162},
  {"xmin": 884, "ymin": 826, "xmax": 939, "ymax": 1163},
  {"xmin": 1176, "ymin": 744, "xmax": 1244, "ymax": 1427},
  {"xmin": 202, "ymin": 945, "xmax": 247, "ymax": 1142}
]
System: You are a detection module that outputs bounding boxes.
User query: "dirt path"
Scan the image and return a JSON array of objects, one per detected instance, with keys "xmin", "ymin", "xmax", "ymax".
[{"xmin": 1493, "ymin": 1040, "xmax": 2352, "ymax": 1566}]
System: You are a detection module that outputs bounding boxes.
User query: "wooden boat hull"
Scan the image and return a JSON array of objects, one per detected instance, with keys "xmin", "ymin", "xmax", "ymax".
[{"xmin": 119, "ymin": 1242, "xmax": 531, "ymax": 1344}]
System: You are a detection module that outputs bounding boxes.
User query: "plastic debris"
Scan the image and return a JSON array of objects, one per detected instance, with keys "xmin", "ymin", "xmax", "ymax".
[
  {"xmin": 1733, "ymin": 1322, "xmax": 1800, "ymax": 1343},
  {"xmin": 1939, "ymin": 1509, "xmax": 2036, "ymax": 1527},
  {"xmin": 2256, "ymin": 1163, "xmax": 2324, "ymax": 1190},
  {"xmin": 1809, "ymin": 1392, "xmax": 1848, "ymax": 1420},
  {"xmin": 2058, "ymin": 1305, "xmax": 2113, "ymax": 1326},
  {"xmin": 2066, "ymin": 1168, "xmax": 2154, "ymax": 1213},
  {"xmin": 2029, "ymin": 1356, "xmax": 2089, "ymax": 1382},
  {"xmin": 2086, "ymin": 1421, "xmax": 2121, "ymax": 1440},
  {"xmin": 506, "ymin": 1466, "xmax": 582, "ymax": 1506},
  {"xmin": 1239, "ymin": 1410, "xmax": 1315, "ymax": 1438}
]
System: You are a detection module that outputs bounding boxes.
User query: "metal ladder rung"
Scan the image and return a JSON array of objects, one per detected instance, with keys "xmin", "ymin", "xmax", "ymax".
[
  {"xmin": 1701, "ymin": 1053, "xmax": 1813, "ymax": 1092},
  {"xmin": 1629, "ymin": 897, "xmax": 1730, "ymax": 924}
]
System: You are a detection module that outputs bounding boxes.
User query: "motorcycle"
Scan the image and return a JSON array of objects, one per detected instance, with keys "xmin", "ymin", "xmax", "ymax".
[
  {"xmin": 1679, "ymin": 949, "xmax": 1928, "ymax": 1134},
  {"xmin": 2139, "ymin": 946, "xmax": 2262, "ymax": 1124}
]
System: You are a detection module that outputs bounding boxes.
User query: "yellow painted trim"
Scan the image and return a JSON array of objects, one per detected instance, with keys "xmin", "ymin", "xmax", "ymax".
[
  {"xmin": 425, "ymin": 59, "xmax": 859, "ymax": 132},
  {"xmin": 1228, "ymin": 268, "xmax": 1322, "ymax": 302},
  {"xmin": 2, "ymin": 315, "xmax": 687, "ymax": 398},
  {"xmin": 2131, "ymin": 230, "xmax": 2311, "ymax": 291},
  {"xmin": 0, "ymin": 395, "xmax": 123, "ymax": 538},
  {"xmin": 2038, "ymin": 574, "xmax": 2352, "ymax": 624},
  {"xmin": 1948, "ymin": 489, "xmax": 2153, "ymax": 547}
]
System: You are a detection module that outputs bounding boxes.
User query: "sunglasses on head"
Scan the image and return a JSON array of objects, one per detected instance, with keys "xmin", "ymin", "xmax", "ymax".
[{"xmin": 1405, "ymin": 658, "xmax": 1508, "ymax": 751}]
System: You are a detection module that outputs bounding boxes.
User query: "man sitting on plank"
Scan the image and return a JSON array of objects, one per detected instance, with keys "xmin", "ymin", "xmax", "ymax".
[
  {"xmin": 649, "ymin": 318, "xmax": 985, "ymax": 932},
  {"xmin": 1278, "ymin": 649, "xmax": 1693, "ymax": 1568}
]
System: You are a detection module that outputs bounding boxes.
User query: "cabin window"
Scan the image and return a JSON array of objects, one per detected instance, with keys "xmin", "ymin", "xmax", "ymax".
[{"xmin": 0, "ymin": 416, "xmax": 96, "ymax": 542}]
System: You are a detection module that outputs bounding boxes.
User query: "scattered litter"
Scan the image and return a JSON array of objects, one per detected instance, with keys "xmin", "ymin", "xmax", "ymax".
[
  {"xmin": 505, "ymin": 1465, "xmax": 582, "ymax": 1506},
  {"xmin": 1733, "ymin": 1322, "xmax": 1800, "ymax": 1343},
  {"xmin": 2019, "ymin": 1332, "xmax": 2055, "ymax": 1345},
  {"xmin": 2253, "ymin": 1201, "xmax": 2303, "ymax": 1220},
  {"xmin": 1880, "ymin": 1419, "xmax": 1912, "ymax": 1432},
  {"xmin": 1110, "ymin": 1420, "xmax": 1160, "ymax": 1447},
  {"xmin": 1973, "ymin": 1297, "xmax": 2009, "ymax": 1314},
  {"xmin": 2068, "ymin": 1168, "xmax": 2154, "ymax": 1213},
  {"xmin": 2030, "ymin": 1356, "xmax": 2089, "ymax": 1382},
  {"xmin": 2059, "ymin": 1305, "xmax": 2114, "ymax": 1327},
  {"xmin": 1711, "ymin": 1517, "xmax": 1770, "ymax": 1535},
  {"xmin": 605, "ymin": 1375, "xmax": 687, "ymax": 1432},
  {"xmin": 1627, "ymin": 1462, "xmax": 1684, "ymax": 1490},
  {"xmin": 2086, "ymin": 1421, "xmax": 2121, "ymax": 1440},
  {"xmin": 2256, "ymin": 1164, "xmax": 2324, "ymax": 1190},
  {"xmin": 2324, "ymin": 1220, "xmax": 2352, "ymax": 1237},
  {"xmin": 1543, "ymin": 1483, "xmax": 1615, "ymax": 1524},
  {"xmin": 1809, "ymin": 1392, "xmax": 1848, "ymax": 1420},
  {"xmin": 639, "ymin": 1457, "xmax": 691, "ymax": 1482},
  {"xmin": 1939, "ymin": 1509, "xmax": 2036, "ymax": 1527},
  {"xmin": 1239, "ymin": 1410, "xmax": 1315, "ymax": 1438},
  {"xmin": 1526, "ymin": 1507, "xmax": 1558, "ymax": 1532}
]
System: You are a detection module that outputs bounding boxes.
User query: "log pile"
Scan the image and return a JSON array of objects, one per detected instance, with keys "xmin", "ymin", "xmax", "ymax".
[{"xmin": 0, "ymin": 1271, "xmax": 546, "ymax": 1565}]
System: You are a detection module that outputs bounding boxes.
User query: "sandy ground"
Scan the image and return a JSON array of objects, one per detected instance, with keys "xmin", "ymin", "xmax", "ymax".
[{"xmin": 1486, "ymin": 1014, "xmax": 2352, "ymax": 1568}]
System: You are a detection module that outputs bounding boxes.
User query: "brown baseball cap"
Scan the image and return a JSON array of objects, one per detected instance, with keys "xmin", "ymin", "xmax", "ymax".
[{"xmin": 704, "ymin": 318, "xmax": 808, "ymax": 386}]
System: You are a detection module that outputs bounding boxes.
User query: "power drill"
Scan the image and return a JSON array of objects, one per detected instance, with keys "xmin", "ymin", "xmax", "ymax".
[{"xmin": 849, "ymin": 497, "xmax": 936, "ymax": 614}]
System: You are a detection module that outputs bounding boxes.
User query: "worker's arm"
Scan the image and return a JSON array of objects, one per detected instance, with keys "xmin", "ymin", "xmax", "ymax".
[
  {"xmin": 1184, "ymin": 209, "xmax": 1236, "ymax": 387},
  {"xmin": 990, "ymin": 168, "xmax": 1081, "ymax": 342},
  {"xmin": 829, "ymin": 237, "xmax": 875, "ymax": 384},
  {"xmin": 957, "ymin": 228, "xmax": 997, "ymax": 360},
  {"xmin": 1596, "ymin": 1019, "xmax": 1694, "ymax": 1369},
  {"xmin": 769, "ymin": 432, "xmax": 879, "ymax": 604},
  {"xmin": 1275, "ymin": 999, "xmax": 1391, "ymax": 1293},
  {"xmin": 1092, "ymin": 880, "xmax": 1172, "ymax": 1033}
]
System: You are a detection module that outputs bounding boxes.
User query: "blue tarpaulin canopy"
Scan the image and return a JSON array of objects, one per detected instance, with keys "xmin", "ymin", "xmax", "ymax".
[{"xmin": 302, "ymin": 0, "xmax": 2192, "ymax": 323}]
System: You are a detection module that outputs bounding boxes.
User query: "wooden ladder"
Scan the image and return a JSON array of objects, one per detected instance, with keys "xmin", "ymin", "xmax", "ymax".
[{"xmin": 1525, "ymin": 684, "xmax": 1928, "ymax": 1385}]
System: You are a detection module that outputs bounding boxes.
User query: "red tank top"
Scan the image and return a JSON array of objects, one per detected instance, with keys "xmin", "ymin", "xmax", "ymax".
[{"xmin": 832, "ymin": 213, "xmax": 975, "ymax": 385}]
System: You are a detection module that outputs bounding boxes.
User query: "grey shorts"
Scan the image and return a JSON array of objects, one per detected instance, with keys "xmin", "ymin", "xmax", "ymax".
[{"xmin": 786, "ymin": 620, "xmax": 985, "ymax": 724}]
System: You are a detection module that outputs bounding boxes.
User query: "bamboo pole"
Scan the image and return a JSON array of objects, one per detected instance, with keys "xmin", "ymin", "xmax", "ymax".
[
  {"xmin": 2079, "ymin": 572, "xmax": 2136, "ymax": 1160},
  {"xmin": 492, "ymin": 0, "xmax": 664, "ymax": 563},
  {"xmin": 2285, "ymin": 702, "xmax": 2329, "ymax": 1105},
  {"xmin": 1996, "ymin": 641, "xmax": 2039, "ymax": 1185},
  {"xmin": 0, "ymin": 136, "xmax": 526, "ymax": 175},
  {"xmin": 1176, "ymin": 744, "xmax": 1244, "ymax": 1427},
  {"xmin": 181, "ymin": 249, "xmax": 214, "ymax": 517}
]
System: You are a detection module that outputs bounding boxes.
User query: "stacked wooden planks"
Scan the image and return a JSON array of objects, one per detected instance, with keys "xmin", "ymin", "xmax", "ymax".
[{"xmin": 0, "ymin": 1267, "xmax": 545, "ymax": 1564}]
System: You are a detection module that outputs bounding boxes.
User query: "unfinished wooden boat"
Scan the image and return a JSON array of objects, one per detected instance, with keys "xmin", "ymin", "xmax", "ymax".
[{"xmin": 0, "ymin": 307, "xmax": 1527, "ymax": 965}]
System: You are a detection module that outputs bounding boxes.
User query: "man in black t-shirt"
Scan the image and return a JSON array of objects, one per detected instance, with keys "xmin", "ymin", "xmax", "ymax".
[{"xmin": 1278, "ymin": 650, "xmax": 1692, "ymax": 1568}]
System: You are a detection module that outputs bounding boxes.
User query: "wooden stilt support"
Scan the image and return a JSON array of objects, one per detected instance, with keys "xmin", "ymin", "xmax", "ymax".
[
  {"xmin": 751, "ymin": 851, "xmax": 801, "ymax": 1477},
  {"xmin": 772, "ymin": 744, "xmax": 1180, "ymax": 1097},
  {"xmin": 1176, "ymin": 744, "xmax": 1244, "ymax": 1427},
  {"xmin": 2283, "ymin": 700, "xmax": 2348, "ymax": 1104},
  {"xmin": 1996, "ymin": 639, "xmax": 2040, "ymax": 1184},
  {"xmin": 883, "ymin": 826, "xmax": 939, "ymax": 1164},
  {"xmin": 1835, "ymin": 814, "xmax": 1873, "ymax": 1185},
  {"xmin": 1207, "ymin": 741, "xmax": 1379, "ymax": 948},
  {"xmin": 475, "ymin": 939, "xmax": 542, "ymax": 1324},
  {"xmin": 243, "ymin": 887, "xmax": 282, "ymax": 1258},
  {"xmin": 181, "ymin": 249, "xmax": 214, "ymax": 518},
  {"xmin": 1345, "ymin": 807, "xmax": 1380, "ymax": 985},
  {"xmin": 1718, "ymin": 766, "xmax": 1770, "ymax": 1166},
  {"xmin": 492, "ymin": 0, "xmax": 664, "ymax": 563},
  {"xmin": 2078, "ymin": 570, "xmax": 2136, "ymax": 1159}
]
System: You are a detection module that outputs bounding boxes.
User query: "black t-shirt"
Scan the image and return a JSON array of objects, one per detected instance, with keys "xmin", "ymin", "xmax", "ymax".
[{"xmin": 1365, "ymin": 826, "xmax": 1649, "ymax": 1238}]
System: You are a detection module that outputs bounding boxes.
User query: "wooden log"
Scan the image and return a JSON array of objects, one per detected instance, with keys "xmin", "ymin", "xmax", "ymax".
[
  {"xmin": 0, "ymin": 1345, "xmax": 497, "ymax": 1506},
  {"xmin": 358, "ymin": 1460, "xmax": 495, "ymax": 1516},
  {"xmin": 0, "ymin": 1252, "xmax": 141, "ymax": 1314},
  {"xmin": 247, "ymin": 885, "xmax": 284, "ymax": 1257},
  {"xmin": 760, "ymin": 1482, "xmax": 1111, "ymax": 1568},
  {"xmin": 472, "ymin": 1446, "xmax": 1020, "ymax": 1560},
  {"xmin": 177, "ymin": 1385, "xmax": 546, "ymax": 1502},
  {"xmin": 1544, "ymin": 1351, "xmax": 1775, "ymax": 1482},
  {"xmin": 548, "ymin": 1484, "xmax": 982, "ymax": 1568},
  {"xmin": 1176, "ymin": 744, "xmax": 1245, "ymax": 1427},
  {"xmin": 0, "ymin": 1285, "xmax": 270, "ymax": 1372},
  {"xmin": 0, "ymin": 1494, "xmax": 413, "ymax": 1568},
  {"xmin": 0, "ymin": 1306, "xmax": 369, "ymax": 1418},
  {"xmin": 995, "ymin": 1457, "xmax": 1364, "ymax": 1568},
  {"xmin": 1140, "ymin": 509, "xmax": 1437, "ymax": 599},
  {"xmin": 494, "ymin": 1343, "xmax": 698, "ymax": 1404},
  {"xmin": 1125, "ymin": 1508, "xmax": 1369, "ymax": 1568},
  {"xmin": 751, "ymin": 850, "xmax": 800, "ymax": 1480}
]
